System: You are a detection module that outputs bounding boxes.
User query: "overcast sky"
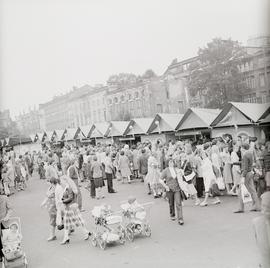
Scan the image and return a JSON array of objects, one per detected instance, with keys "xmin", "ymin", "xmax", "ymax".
[{"xmin": 0, "ymin": 0, "xmax": 269, "ymax": 118}]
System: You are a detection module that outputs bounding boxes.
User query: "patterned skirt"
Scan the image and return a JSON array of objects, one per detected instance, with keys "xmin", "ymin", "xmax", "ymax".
[{"xmin": 63, "ymin": 204, "xmax": 85, "ymax": 231}]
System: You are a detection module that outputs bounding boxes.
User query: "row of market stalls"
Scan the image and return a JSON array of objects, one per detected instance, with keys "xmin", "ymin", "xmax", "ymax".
[{"xmin": 1, "ymin": 102, "xmax": 269, "ymax": 154}]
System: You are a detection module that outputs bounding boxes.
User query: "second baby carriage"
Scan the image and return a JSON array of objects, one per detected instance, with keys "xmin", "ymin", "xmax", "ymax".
[
  {"xmin": 121, "ymin": 197, "xmax": 152, "ymax": 242},
  {"xmin": 91, "ymin": 205, "xmax": 125, "ymax": 250}
]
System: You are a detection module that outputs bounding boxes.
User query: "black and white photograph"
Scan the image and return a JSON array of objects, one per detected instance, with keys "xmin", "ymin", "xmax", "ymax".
[{"xmin": 0, "ymin": 0, "xmax": 270, "ymax": 267}]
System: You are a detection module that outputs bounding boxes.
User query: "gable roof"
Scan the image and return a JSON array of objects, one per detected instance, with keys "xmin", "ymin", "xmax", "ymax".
[
  {"xmin": 176, "ymin": 108, "xmax": 220, "ymax": 130},
  {"xmin": 44, "ymin": 131, "xmax": 54, "ymax": 142},
  {"xmin": 211, "ymin": 102, "xmax": 270, "ymax": 126},
  {"xmin": 62, "ymin": 128, "xmax": 80, "ymax": 140},
  {"xmin": 29, "ymin": 134, "xmax": 36, "ymax": 142},
  {"xmin": 106, "ymin": 121, "xmax": 130, "ymax": 137},
  {"xmin": 90, "ymin": 122, "xmax": 110, "ymax": 138},
  {"xmin": 36, "ymin": 132, "xmax": 45, "ymax": 141},
  {"xmin": 260, "ymin": 113, "xmax": 270, "ymax": 124},
  {"xmin": 80, "ymin": 125, "xmax": 93, "ymax": 138},
  {"xmin": 147, "ymin": 113, "xmax": 184, "ymax": 133},
  {"xmin": 123, "ymin": 118, "xmax": 153, "ymax": 136}
]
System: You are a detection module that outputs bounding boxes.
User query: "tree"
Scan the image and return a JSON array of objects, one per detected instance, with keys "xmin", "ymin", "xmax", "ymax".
[
  {"xmin": 142, "ymin": 69, "xmax": 157, "ymax": 79},
  {"xmin": 187, "ymin": 38, "xmax": 248, "ymax": 108},
  {"xmin": 107, "ymin": 73, "xmax": 138, "ymax": 88}
]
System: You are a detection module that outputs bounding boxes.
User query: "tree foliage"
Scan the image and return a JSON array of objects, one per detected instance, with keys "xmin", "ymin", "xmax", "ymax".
[{"xmin": 187, "ymin": 38, "xmax": 248, "ymax": 108}]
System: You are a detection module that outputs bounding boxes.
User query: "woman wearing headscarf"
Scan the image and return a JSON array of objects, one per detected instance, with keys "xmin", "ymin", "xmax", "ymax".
[
  {"xmin": 159, "ymin": 159, "xmax": 184, "ymax": 225},
  {"xmin": 60, "ymin": 175, "xmax": 91, "ymax": 245}
]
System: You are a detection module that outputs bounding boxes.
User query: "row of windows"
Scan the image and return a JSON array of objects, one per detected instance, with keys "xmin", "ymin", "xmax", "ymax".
[{"xmin": 107, "ymin": 90, "xmax": 145, "ymax": 105}]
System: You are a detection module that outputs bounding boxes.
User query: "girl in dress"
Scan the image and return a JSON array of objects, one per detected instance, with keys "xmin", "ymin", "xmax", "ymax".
[
  {"xmin": 200, "ymin": 151, "xmax": 221, "ymax": 206},
  {"xmin": 145, "ymin": 152, "xmax": 162, "ymax": 198},
  {"xmin": 220, "ymin": 146, "xmax": 233, "ymax": 193},
  {"xmin": 229, "ymin": 145, "xmax": 241, "ymax": 196}
]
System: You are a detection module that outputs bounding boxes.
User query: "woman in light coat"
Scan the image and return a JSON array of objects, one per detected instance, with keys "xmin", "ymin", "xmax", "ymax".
[{"xmin": 118, "ymin": 150, "xmax": 132, "ymax": 183}]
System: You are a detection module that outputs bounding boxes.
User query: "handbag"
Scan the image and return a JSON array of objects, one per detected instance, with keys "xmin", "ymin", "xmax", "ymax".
[
  {"xmin": 184, "ymin": 171, "xmax": 196, "ymax": 182},
  {"xmin": 241, "ymin": 184, "xmax": 252, "ymax": 203},
  {"xmin": 181, "ymin": 160, "xmax": 196, "ymax": 182},
  {"xmin": 216, "ymin": 176, "xmax": 225, "ymax": 190}
]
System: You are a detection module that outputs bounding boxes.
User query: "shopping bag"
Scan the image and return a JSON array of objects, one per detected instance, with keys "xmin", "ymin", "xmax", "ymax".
[
  {"xmin": 183, "ymin": 171, "xmax": 196, "ymax": 182},
  {"xmin": 216, "ymin": 176, "xmax": 225, "ymax": 190},
  {"xmin": 241, "ymin": 184, "xmax": 252, "ymax": 203},
  {"xmin": 177, "ymin": 176, "xmax": 190, "ymax": 198}
]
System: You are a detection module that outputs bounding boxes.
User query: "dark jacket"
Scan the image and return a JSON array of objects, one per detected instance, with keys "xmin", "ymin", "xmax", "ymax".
[
  {"xmin": 138, "ymin": 154, "xmax": 149, "ymax": 175},
  {"xmin": 241, "ymin": 150, "xmax": 253, "ymax": 177},
  {"xmin": 160, "ymin": 168, "xmax": 180, "ymax": 192}
]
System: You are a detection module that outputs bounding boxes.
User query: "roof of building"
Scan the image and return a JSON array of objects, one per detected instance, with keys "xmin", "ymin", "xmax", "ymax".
[
  {"xmin": 176, "ymin": 108, "xmax": 221, "ymax": 131},
  {"xmin": 123, "ymin": 118, "xmax": 153, "ymax": 136},
  {"xmin": 80, "ymin": 125, "xmax": 93, "ymax": 138},
  {"xmin": 147, "ymin": 113, "xmax": 184, "ymax": 133},
  {"xmin": 90, "ymin": 122, "xmax": 110, "ymax": 138},
  {"xmin": 62, "ymin": 128, "xmax": 80, "ymax": 141},
  {"xmin": 259, "ymin": 113, "xmax": 270, "ymax": 124},
  {"xmin": 211, "ymin": 102, "xmax": 270, "ymax": 126},
  {"xmin": 106, "ymin": 121, "xmax": 130, "ymax": 137}
]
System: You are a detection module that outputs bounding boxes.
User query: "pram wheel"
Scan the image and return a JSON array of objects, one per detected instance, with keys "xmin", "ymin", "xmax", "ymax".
[
  {"xmin": 125, "ymin": 227, "xmax": 134, "ymax": 242},
  {"xmin": 119, "ymin": 230, "xmax": 126, "ymax": 245},
  {"xmin": 99, "ymin": 239, "xmax": 106, "ymax": 250},
  {"xmin": 144, "ymin": 224, "xmax": 151, "ymax": 237},
  {"xmin": 91, "ymin": 235, "xmax": 98, "ymax": 247}
]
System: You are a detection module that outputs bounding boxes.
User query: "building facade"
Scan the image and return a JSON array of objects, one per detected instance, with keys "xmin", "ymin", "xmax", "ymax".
[
  {"xmin": 15, "ymin": 108, "xmax": 42, "ymax": 135},
  {"xmin": 105, "ymin": 77, "xmax": 169, "ymax": 121},
  {"xmin": 67, "ymin": 85, "xmax": 106, "ymax": 128},
  {"xmin": 39, "ymin": 94, "xmax": 69, "ymax": 131},
  {"xmin": 241, "ymin": 36, "xmax": 270, "ymax": 103},
  {"xmin": 163, "ymin": 56, "xmax": 200, "ymax": 111}
]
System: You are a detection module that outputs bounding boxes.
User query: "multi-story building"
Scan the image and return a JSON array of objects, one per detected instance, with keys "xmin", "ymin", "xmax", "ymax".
[
  {"xmin": 39, "ymin": 93, "xmax": 69, "ymax": 131},
  {"xmin": 241, "ymin": 36, "xmax": 270, "ymax": 103},
  {"xmin": 67, "ymin": 84, "xmax": 107, "ymax": 128},
  {"xmin": 163, "ymin": 56, "xmax": 200, "ymax": 110},
  {"xmin": 15, "ymin": 107, "xmax": 42, "ymax": 135},
  {"xmin": 105, "ymin": 77, "xmax": 169, "ymax": 121},
  {"xmin": 0, "ymin": 110, "xmax": 12, "ymax": 129}
]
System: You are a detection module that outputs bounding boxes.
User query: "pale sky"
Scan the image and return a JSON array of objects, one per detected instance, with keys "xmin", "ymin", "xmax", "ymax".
[{"xmin": 0, "ymin": 0, "xmax": 269, "ymax": 118}]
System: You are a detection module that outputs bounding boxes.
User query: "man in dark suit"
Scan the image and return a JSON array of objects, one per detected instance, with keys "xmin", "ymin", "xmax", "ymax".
[{"xmin": 234, "ymin": 143, "xmax": 260, "ymax": 213}]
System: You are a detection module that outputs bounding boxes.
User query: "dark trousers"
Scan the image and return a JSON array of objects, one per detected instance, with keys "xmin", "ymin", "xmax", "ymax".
[
  {"xmin": 106, "ymin": 173, "xmax": 114, "ymax": 193},
  {"xmin": 195, "ymin": 177, "xmax": 204, "ymax": 198},
  {"xmin": 0, "ymin": 223, "xmax": 5, "ymax": 259},
  {"xmin": 90, "ymin": 180, "xmax": 96, "ymax": 198},
  {"xmin": 166, "ymin": 190, "xmax": 183, "ymax": 221}
]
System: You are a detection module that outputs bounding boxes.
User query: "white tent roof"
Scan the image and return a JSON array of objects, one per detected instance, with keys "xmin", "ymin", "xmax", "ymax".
[
  {"xmin": 106, "ymin": 121, "xmax": 130, "ymax": 137},
  {"xmin": 63, "ymin": 128, "xmax": 79, "ymax": 140},
  {"xmin": 148, "ymin": 113, "xmax": 184, "ymax": 133},
  {"xmin": 124, "ymin": 118, "xmax": 153, "ymax": 135},
  {"xmin": 80, "ymin": 125, "xmax": 93, "ymax": 138},
  {"xmin": 176, "ymin": 108, "xmax": 221, "ymax": 130},
  {"xmin": 90, "ymin": 122, "xmax": 110, "ymax": 138},
  {"xmin": 230, "ymin": 102, "xmax": 269, "ymax": 122}
]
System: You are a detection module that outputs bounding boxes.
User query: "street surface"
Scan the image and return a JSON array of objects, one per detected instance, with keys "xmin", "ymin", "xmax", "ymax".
[{"xmin": 9, "ymin": 173, "xmax": 261, "ymax": 268}]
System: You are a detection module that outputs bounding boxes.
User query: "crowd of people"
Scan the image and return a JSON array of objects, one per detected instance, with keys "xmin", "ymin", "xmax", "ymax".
[{"xmin": 0, "ymin": 134, "xmax": 270, "ymax": 265}]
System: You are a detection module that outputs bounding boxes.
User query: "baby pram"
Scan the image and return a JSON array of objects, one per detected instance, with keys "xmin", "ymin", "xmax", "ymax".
[
  {"xmin": 1, "ymin": 217, "xmax": 27, "ymax": 268},
  {"xmin": 91, "ymin": 205, "xmax": 125, "ymax": 250},
  {"xmin": 121, "ymin": 201, "xmax": 153, "ymax": 242}
]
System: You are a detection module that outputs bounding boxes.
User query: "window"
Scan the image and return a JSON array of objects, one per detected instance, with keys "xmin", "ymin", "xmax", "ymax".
[
  {"xmin": 108, "ymin": 98, "xmax": 112, "ymax": 105},
  {"xmin": 157, "ymin": 104, "xmax": 163, "ymax": 113},
  {"xmin": 128, "ymin": 93, "xmax": 132, "ymax": 100},
  {"xmin": 120, "ymin": 95, "xmax": 125, "ymax": 102},
  {"xmin": 178, "ymin": 101, "xmax": 184, "ymax": 112},
  {"xmin": 114, "ymin": 97, "xmax": 118, "ymax": 103},
  {"xmin": 134, "ymin": 92, "xmax": 139, "ymax": 99},
  {"xmin": 259, "ymin": 73, "xmax": 265, "ymax": 87}
]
